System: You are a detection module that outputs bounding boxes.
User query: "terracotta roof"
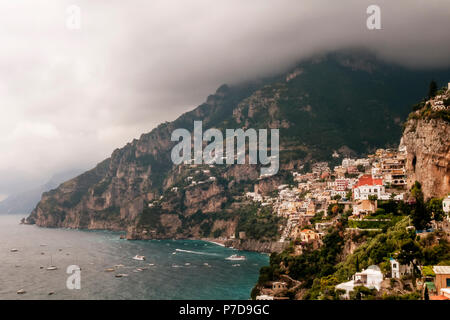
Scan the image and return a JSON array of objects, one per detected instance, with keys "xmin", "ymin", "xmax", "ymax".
[
  {"xmin": 430, "ymin": 295, "xmax": 449, "ymax": 300},
  {"xmin": 354, "ymin": 175, "xmax": 383, "ymax": 188}
]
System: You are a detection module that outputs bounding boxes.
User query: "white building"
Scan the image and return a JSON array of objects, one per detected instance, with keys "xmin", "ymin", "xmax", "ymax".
[
  {"xmin": 355, "ymin": 158, "xmax": 370, "ymax": 167},
  {"xmin": 390, "ymin": 258, "xmax": 413, "ymax": 279},
  {"xmin": 336, "ymin": 265, "xmax": 384, "ymax": 299},
  {"xmin": 353, "ymin": 175, "xmax": 386, "ymax": 200},
  {"xmin": 342, "ymin": 158, "xmax": 356, "ymax": 168},
  {"xmin": 256, "ymin": 295, "xmax": 274, "ymax": 300},
  {"xmin": 443, "ymin": 195, "xmax": 450, "ymax": 214}
]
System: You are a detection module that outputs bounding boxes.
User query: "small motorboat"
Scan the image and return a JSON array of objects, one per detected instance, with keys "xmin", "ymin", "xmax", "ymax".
[
  {"xmin": 115, "ymin": 273, "xmax": 128, "ymax": 278},
  {"xmin": 104, "ymin": 268, "xmax": 115, "ymax": 272},
  {"xmin": 132, "ymin": 255, "xmax": 145, "ymax": 261},
  {"xmin": 225, "ymin": 254, "xmax": 246, "ymax": 261},
  {"xmin": 10, "ymin": 248, "xmax": 19, "ymax": 252},
  {"xmin": 17, "ymin": 289, "xmax": 26, "ymax": 295}
]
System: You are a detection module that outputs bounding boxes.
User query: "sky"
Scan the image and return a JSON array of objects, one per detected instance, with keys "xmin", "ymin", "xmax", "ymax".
[{"xmin": 0, "ymin": 0, "xmax": 450, "ymax": 198}]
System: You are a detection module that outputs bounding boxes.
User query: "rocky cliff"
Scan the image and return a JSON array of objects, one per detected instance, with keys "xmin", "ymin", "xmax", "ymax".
[{"xmin": 402, "ymin": 117, "xmax": 450, "ymax": 199}]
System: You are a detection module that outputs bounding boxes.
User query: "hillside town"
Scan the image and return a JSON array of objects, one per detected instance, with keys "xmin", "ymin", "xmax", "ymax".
[
  {"xmin": 429, "ymin": 82, "xmax": 450, "ymax": 111},
  {"xmin": 247, "ymin": 146, "xmax": 412, "ymax": 241},
  {"xmin": 250, "ymin": 141, "xmax": 450, "ymax": 300}
]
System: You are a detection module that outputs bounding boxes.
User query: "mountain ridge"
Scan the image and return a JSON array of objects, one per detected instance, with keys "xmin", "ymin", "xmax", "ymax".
[{"xmin": 25, "ymin": 51, "xmax": 450, "ymax": 242}]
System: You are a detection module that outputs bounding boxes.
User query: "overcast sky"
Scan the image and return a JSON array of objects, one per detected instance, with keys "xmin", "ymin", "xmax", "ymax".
[{"xmin": 0, "ymin": 0, "xmax": 450, "ymax": 199}]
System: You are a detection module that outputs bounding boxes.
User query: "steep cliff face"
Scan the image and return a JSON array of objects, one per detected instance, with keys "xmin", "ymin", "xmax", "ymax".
[
  {"xmin": 402, "ymin": 117, "xmax": 450, "ymax": 199},
  {"xmin": 26, "ymin": 52, "xmax": 450, "ymax": 241}
]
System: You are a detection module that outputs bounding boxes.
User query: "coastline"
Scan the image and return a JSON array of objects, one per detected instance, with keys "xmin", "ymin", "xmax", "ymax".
[
  {"xmin": 201, "ymin": 238, "xmax": 227, "ymax": 247},
  {"xmin": 25, "ymin": 219, "xmax": 285, "ymax": 254}
]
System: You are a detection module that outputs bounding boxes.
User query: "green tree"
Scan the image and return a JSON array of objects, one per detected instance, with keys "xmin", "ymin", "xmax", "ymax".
[
  {"xmin": 346, "ymin": 191, "xmax": 353, "ymax": 200},
  {"xmin": 397, "ymin": 239, "xmax": 422, "ymax": 272},
  {"xmin": 350, "ymin": 286, "xmax": 376, "ymax": 300},
  {"xmin": 444, "ymin": 97, "xmax": 450, "ymax": 107},
  {"xmin": 410, "ymin": 182, "xmax": 431, "ymax": 230},
  {"xmin": 410, "ymin": 181, "xmax": 423, "ymax": 200},
  {"xmin": 428, "ymin": 80, "xmax": 438, "ymax": 98},
  {"xmin": 427, "ymin": 198, "xmax": 444, "ymax": 221}
]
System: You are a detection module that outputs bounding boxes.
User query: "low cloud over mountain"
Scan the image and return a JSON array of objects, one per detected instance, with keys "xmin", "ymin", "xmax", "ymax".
[{"xmin": 1, "ymin": 0, "xmax": 450, "ymax": 196}]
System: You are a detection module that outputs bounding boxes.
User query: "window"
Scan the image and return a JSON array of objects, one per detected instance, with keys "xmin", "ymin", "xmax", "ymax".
[{"xmin": 446, "ymin": 278, "xmax": 450, "ymax": 287}]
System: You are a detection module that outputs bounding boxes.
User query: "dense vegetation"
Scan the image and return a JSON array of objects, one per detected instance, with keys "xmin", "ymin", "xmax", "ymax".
[{"xmin": 236, "ymin": 204, "xmax": 283, "ymax": 241}]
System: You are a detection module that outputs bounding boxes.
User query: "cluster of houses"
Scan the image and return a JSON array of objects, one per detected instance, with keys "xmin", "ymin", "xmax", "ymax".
[
  {"xmin": 246, "ymin": 146, "xmax": 414, "ymax": 252},
  {"xmin": 334, "ymin": 261, "xmax": 450, "ymax": 300},
  {"xmin": 251, "ymin": 144, "xmax": 450, "ymax": 299},
  {"xmin": 429, "ymin": 82, "xmax": 450, "ymax": 111},
  {"xmin": 257, "ymin": 256, "xmax": 450, "ymax": 300}
]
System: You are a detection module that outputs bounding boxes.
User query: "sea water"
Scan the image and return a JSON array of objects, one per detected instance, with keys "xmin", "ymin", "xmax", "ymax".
[{"xmin": 0, "ymin": 215, "xmax": 268, "ymax": 300}]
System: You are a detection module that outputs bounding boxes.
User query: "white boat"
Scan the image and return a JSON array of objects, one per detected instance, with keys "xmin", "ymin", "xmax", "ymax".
[
  {"xmin": 132, "ymin": 255, "xmax": 145, "ymax": 261},
  {"xmin": 46, "ymin": 256, "xmax": 57, "ymax": 270},
  {"xmin": 10, "ymin": 248, "xmax": 19, "ymax": 252},
  {"xmin": 225, "ymin": 254, "xmax": 246, "ymax": 261}
]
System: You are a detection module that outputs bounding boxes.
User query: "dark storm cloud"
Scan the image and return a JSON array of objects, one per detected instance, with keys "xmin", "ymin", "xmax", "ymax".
[{"xmin": 0, "ymin": 0, "xmax": 449, "ymax": 196}]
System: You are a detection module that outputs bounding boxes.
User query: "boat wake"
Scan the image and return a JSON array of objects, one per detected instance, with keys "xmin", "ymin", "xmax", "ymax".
[{"xmin": 175, "ymin": 249, "xmax": 218, "ymax": 256}]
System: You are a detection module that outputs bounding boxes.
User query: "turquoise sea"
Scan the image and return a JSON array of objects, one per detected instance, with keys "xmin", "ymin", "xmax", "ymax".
[{"xmin": 0, "ymin": 215, "xmax": 268, "ymax": 300}]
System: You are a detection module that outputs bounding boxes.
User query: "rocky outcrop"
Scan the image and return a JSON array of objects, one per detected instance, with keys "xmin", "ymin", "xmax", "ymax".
[{"xmin": 402, "ymin": 117, "xmax": 450, "ymax": 199}]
